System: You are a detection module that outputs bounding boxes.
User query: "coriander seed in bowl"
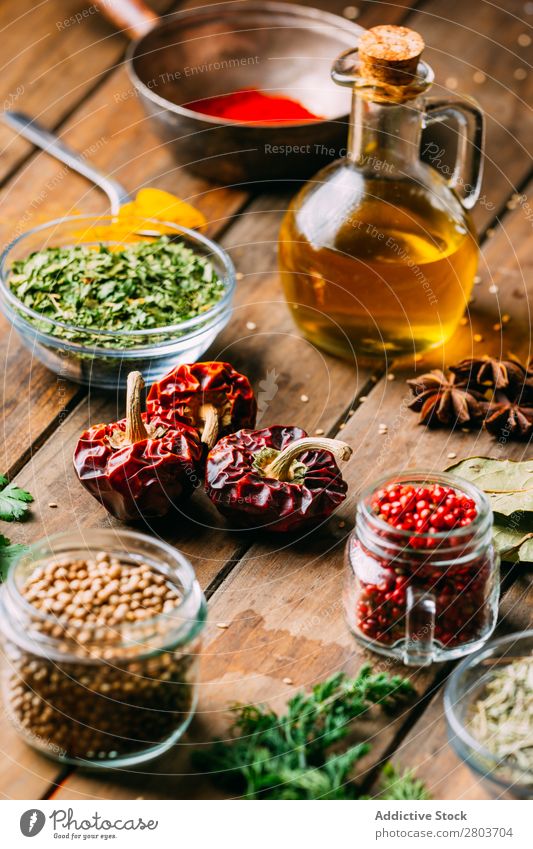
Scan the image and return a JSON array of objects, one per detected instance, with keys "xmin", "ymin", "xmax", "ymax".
[{"xmin": 0, "ymin": 529, "xmax": 206, "ymax": 768}]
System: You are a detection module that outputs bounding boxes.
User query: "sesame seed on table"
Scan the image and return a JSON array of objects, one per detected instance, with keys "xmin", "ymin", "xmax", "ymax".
[{"xmin": 0, "ymin": 0, "xmax": 531, "ymax": 802}]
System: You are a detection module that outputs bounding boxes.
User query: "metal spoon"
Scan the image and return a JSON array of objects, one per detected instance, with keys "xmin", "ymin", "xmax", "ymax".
[{"xmin": 2, "ymin": 111, "xmax": 132, "ymax": 214}]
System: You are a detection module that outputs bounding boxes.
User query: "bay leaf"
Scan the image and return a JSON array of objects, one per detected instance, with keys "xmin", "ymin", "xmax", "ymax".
[
  {"xmin": 446, "ymin": 457, "xmax": 533, "ymax": 516},
  {"xmin": 517, "ymin": 537, "xmax": 533, "ymax": 562},
  {"xmin": 492, "ymin": 523, "xmax": 533, "ymax": 562},
  {"xmin": 490, "ymin": 510, "xmax": 533, "ymax": 562}
]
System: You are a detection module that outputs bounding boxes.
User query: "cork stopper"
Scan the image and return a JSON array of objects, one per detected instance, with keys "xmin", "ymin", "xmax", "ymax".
[{"xmin": 358, "ymin": 25, "xmax": 425, "ymax": 85}]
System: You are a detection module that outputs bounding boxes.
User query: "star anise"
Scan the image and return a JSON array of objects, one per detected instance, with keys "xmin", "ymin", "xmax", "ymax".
[
  {"xmin": 484, "ymin": 400, "xmax": 533, "ymax": 439},
  {"xmin": 407, "ymin": 370, "xmax": 487, "ymax": 428},
  {"xmin": 450, "ymin": 356, "xmax": 533, "ymax": 402}
]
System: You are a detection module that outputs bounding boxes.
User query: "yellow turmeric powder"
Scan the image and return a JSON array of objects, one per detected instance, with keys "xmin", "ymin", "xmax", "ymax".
[
  {"xmin": 76, "ymin": 188, "xmax": 207, "ymax": 243},
  {"xmin": 125, "ymin": 188, "xmax": 206, "ymax": 230}
]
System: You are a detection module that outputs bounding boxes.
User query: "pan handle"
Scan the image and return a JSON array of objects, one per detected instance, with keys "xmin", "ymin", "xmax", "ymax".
[{"xmin": 93, "ymin": 0, "xmax": 159, "ymax": 39}]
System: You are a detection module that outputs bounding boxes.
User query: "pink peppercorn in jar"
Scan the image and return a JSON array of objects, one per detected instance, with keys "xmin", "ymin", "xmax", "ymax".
[{"xmin": 344, "ymin": 471, "xmax": 500, "ymax": 666}]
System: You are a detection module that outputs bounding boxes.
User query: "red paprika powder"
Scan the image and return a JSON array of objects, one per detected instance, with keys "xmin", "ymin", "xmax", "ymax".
[{"xmin": 185, "ymin": 88, "xmax": 321, "ymax": 124}]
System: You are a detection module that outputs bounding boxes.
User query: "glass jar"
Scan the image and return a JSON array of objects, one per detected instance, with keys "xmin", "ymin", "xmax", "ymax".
[
  {"xmin": 0, "ymin": 529, "xmax": 206, "ymax": 768},
  {"xmin": 279, "ymin": 26, "xmax": 483, "ymax": 360},
  {"xmin": 344, "ymin": 472, "xmax": 499, "ymax": 666}
]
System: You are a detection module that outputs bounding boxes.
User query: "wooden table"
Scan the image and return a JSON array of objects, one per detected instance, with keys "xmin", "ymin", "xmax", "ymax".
[{"xmin": 0, "ymin": 0, "xmax": 532, "ymax": 801}]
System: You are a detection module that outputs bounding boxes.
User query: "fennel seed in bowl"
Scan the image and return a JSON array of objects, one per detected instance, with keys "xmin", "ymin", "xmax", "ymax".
[
  {"xmin": 469, "ymin": 657, "xmax": 533, "ymax": 774},
  {"xmin": 8, "ymin": 236, "xmax": 225, "ymax": 347}
]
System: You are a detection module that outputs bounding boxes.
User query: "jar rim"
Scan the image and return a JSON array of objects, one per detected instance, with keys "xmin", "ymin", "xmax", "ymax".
[
  {"xmin": 1, "ymin": 528, "xmax": 206, "ymax": 658},
  {"xmin": 357, "ymin": 468, "xmax": 493, "ymax": 541}
]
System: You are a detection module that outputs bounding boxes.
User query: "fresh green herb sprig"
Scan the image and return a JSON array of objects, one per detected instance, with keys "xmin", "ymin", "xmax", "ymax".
[
  {"xmin": 0, "ymin": 534, "xmax": 28, "ymax": 582},
  {"xmin": 193, "ymin": 665, "xmax": 420, "ymax": 800},
  {"xmin": 0, "ymin": 474, "xmax": 33, "ymax": 522},
  {"xmin": 0, "ymin": 475, "xmax": 32, "ymax": 580},
  {"xmin": 373, "ymin": 762, "xmax": 431, "ymax": 800},
  {"xmin": 9, "ymin": 236, "xmax": 225, "ymax": 348}
]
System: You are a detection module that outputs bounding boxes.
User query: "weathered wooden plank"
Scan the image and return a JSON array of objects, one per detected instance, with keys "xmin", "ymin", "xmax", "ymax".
[
  {"xmin": 274, "ymin": 0, "xmax": 416, "ymax": 23},
  {"xmin": 404, "ymin": 0, "xmax": 533, "ymax": 232},
  {"xmin": 375, "ymin": 574, "xmax": 533, "ymax": 800},
  {"xmin": 0, "ymin": 0, "xmax": 249, "ymax": 797},
  {"xmin": 3, "ymin": 0, "xmax": 529, "ymax": 480}
]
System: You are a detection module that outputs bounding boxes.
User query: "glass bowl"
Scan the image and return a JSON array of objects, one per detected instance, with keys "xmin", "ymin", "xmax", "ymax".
[
  {"xmin": 444, "ymin": 630, "xmax": 533, "ymax": 799},
  {"xmin": 0, "ymin": 215, "xmax": 236, "ymax": 389}
]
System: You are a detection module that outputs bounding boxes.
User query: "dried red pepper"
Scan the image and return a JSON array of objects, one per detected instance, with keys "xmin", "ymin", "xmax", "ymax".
[
  {"xmin": 147, "ymin": 361, "xmax": 257, "ymax": 449},
  {"xmin": 73, "ymin": 371, "xmax": 202, "ymax": 522},
  {"xmin": 205, "ymin": 426, "xmax": 352, "ymax": 533}
]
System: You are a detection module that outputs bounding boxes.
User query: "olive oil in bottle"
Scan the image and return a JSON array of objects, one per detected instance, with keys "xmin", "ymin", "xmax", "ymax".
[{"xmin": 279, "ymin": 25, "xmax": 483, "ymax": 360}]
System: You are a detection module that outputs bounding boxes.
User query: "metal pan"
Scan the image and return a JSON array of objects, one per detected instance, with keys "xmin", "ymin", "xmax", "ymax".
[{"xmin": 94, "ymin": 0, "xmax": 362, "ymax": 184}]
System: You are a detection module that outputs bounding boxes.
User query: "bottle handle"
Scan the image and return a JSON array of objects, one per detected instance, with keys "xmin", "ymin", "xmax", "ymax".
[
  {"xmin": 404, "ymin": 585, "xmax": 436, "ymax": 666},
  {"xmin": 423, "ymin": 96, "xmax": 484, "ymax": 210}
]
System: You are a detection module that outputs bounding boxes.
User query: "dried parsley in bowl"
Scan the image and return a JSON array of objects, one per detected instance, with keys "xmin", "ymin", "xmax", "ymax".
[{"xmin": 8, "ymin": 236, "xmax": 226, "ymax": 346}]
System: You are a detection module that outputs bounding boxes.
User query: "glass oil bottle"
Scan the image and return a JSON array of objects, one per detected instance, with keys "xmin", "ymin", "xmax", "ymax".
[{"xmin": 279, "ymin": 25, "xmax": 484, "ymax": 360}]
